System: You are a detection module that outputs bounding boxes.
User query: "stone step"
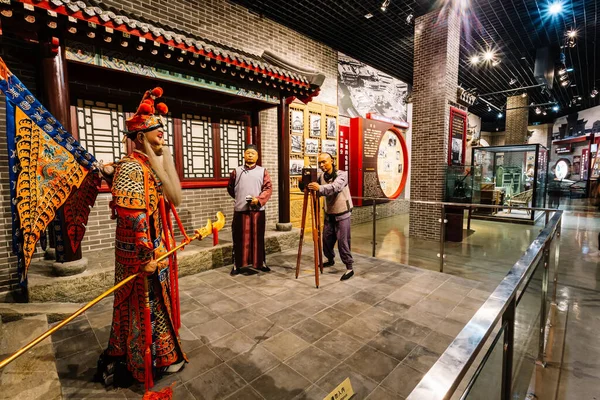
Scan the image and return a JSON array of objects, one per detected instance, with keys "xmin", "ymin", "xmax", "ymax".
[
  {"xmin": 0, "ymin": 314, "xmax": 61, "ymax": 400},
  {"xmin": 0, "ymin": 302, "xmax": 84, "ymax": 323}
]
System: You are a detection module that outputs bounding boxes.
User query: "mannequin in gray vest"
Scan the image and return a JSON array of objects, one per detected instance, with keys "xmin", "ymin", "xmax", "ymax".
[
  {"xmin": 307, "ymin": 152, "xmax": 354, "ymax": 281},
  {"xmin": 227, "ymin": 144, "xmax": 273, "ymax": 275}
]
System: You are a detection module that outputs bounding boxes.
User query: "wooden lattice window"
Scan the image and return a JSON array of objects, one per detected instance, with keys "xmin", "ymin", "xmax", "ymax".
[
  {"xmin": 181, "ymin": 114, "xmax": 214, "ymax": 179},
  {"xmin": 74, "ymin": 99, "xmax": 126, "ymax": 164},
  {"xmin": 219, "ymin": 118, "xmax": 246, "ymax": 178}
]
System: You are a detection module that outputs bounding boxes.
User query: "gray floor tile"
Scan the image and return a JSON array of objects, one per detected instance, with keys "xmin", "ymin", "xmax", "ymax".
[
  {"xmin": 386, "ymin": 318, "xmax": 432, "ymax": 341},
  {"xmin": 316, "ymin": 364, "xmax": 378, "ymax": 400},
  {"xmin": 266, "ymin": 308, "xmax": 307, "ymax": 328},
  {"xmin": 250, "ymin": 364, "xmax": 311, "ymax": 400},
  {"xmin": 285, "ymin": 345, "xmax": 341, "ymax": 383},
  {"xmin": 178, "ymin": 346, "xmax": 223, "ymax": 383},
  {"xmin": 206, "ymin": 299, "xmax": 245, "ymax": 316},
  {"xmin": 293, "ymin": 297, "xmax": 329, "ymax": 317},
  {"xmin": 367, "ymin": 330, "xmax": 418, "ymax": 361},
  {"xmin": 403, "ymin": 345, "xmax": 441, "ymax": 373},
  {"xmin": 190, "ymin": 317, "xmax": 237, "ymax": 344},
  {"xmin": 224, "ymin": 385, "xmax": 263, "ymax": 400},
  {"xmin": 293, "ymin": 385, "xmax": 329, "ymax": 400},
  {"xmin": 261, "ymin": 331, "xmax": 310, "ymax": 361},
  {"xmin": 185, "ymin": 364, "xmax": 245, "ymax": 400},
  {"xmin": 221, "ymin": 307, "xmax": 262, "ymax": 329},
  {"xmin": 312, "ymin": 307, "xmax": 353, "ymax": 329},
  {"xmin": 374, "ymin": 299, "xmax": 410, "ymax": 317},
  {"xmin": 380, "ymin": 363, "xmax": 424, "ymax": 397},
  {"xmin": 345, "ymin": 345, "xmax": 399, "ymax": 383},
  {"xmin": 182, "ymin": 308, "xmax": 218, "ymax": 329},
  {"xmin": 330, "ymin": 297, "xmax": 372, "ymax": 316},
  {"xmin": 290, "ymin": 318, "xmax": 334, "ymax": 344},
  {"xmin": 365, "ymin": 386, "xmax": 402, "ymax": 400},
  {"xmin": 53, "ymin": 331, "xmax": 101, "ymax": 360},
  {"xmin": 227, "ymin": 346, "xmax": 281, "ymax": 382},
  {"xmin": 240, "ymin": 318, "xmax": 284, "ymax": 344},
  {"xmin": 208, "ymin": 331, "xmax": 256, "ymax": 361},
  {"xmin": 314, "ymin": 330, "xmax": 363, "ymax": 360},
  {"xmin": 338, "ymin": 317, "xmax": 381, "ymax": 342}
]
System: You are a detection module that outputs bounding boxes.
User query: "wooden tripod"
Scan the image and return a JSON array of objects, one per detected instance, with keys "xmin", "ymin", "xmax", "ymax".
[{"xmin": 295, "ymin": 188, "xmax": 324, "ymax": 288}]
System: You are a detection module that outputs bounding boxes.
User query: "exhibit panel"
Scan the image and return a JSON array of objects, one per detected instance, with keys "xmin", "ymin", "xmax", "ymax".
[
  {"xmin": 472, "ymin": 144, "xmax": 548, "ymax": 223},
  {"xmin": 288, "ymin": 101, "xmax": 339, "ymax": 230},
  {"xmin": 348, "ymin": 117, "xmax": 409, "ymax": 206}
]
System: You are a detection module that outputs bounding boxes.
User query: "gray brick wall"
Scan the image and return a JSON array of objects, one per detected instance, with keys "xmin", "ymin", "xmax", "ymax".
[
  {"xmin": 505, "ymin": 94, "xmax": 529, "ymax": 145},
  {"xmin": 0, "ymin": 0, "xmax": 337, "ymax": 292},
  {"xmin": 408, "ymin": 7, "xmax": 461, "ymax": 241}
]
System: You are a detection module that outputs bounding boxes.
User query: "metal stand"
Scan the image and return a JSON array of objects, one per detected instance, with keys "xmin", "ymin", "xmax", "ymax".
[{"xmin": 295, "ymin": 188, "xmax": 323, "ymax": 288}]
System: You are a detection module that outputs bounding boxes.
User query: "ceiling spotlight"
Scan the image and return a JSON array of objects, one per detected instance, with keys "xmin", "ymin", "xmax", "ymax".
[
  {"xmin": 381, "ymin": 0, "xmax": 391, "ymax": 12},
  {"xmin": 559, "ymin": 74, "xmax": 569, "ymax": 81},
  {"xmin": 558, "ymin": 68, "xmax": 567, "ymax": 76},
  {"xmin": 543, "ymin": 111, "xmax": 547, "ymax": 115},
  {"xmin": 567, "ymin": 29, "xmax": 577, "ymax": 38},
  {"xmin": 522, "ymin": 92, "xmax": 527, "ymax": 98},
  {"xmin": 470, "ymin": 55, "xmax": 480, "ymax": 65},
  {"xmin": 577, "ymin": 96, "xmax": 582, "ymax": 100},
  {"xmin": 364, "ymin": 13, "xmax": 373, "ymax": 19},
  {"xmin": 497, "ymin": 112, "xmax": 503, "ymax": 119},
  {"xmin": 561, "ymin": 80, "xmax": 570, "ymax": 87},
  {"xmin": 509, "ymin": 78, "xmax": 517, "ymax": 85},
  {"xmin": 552, "ymin": 105, "xmax": 560, "ymax": 112},
  {"xmin": 566, "ymin": 67, "xmax": 574, "ymax": 72},
  {"xmin": 592, "ymin": 89, "xmax": 598, "ymax": 98},
  {"xmin": 487, "ymin": 105, "xmax": 492, "ymax": 112},
  {"xmin": 535, "ymin": 107, "xmax": 542, "ymax": 114},
  {"xmin": 483, "ymin": 50, "xmax": 495, "ymax": 61},
  {"xmin": 548, "ymin": 1, "xmax": 563, "ymax": 15},
  {"xmin": 406, "ymin": 13, "xmax": 414, "ymax": 24},
  {"xmin": 492, "ymin": 59, "xmax": 501, "ymax": 67}
]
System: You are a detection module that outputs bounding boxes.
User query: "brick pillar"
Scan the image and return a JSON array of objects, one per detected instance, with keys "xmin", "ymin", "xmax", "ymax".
[
  {"xmin": 409, "ymin": 7, "xmax": 461, "ymax": 241},
  {"xmin": 505, "ymin": 94, "xmax": 529, "ymax": 144}
]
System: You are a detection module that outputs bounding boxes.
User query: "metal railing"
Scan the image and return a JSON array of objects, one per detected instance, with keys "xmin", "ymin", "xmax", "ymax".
[{"xmin": 404, "ymin": 209, "xmax": 562, "ymax": 399}]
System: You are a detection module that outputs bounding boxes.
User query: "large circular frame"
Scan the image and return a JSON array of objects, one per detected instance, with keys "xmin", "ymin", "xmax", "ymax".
[{"xmin": 376, "ymin": 127, "xmax": 409, "ymax": 199}]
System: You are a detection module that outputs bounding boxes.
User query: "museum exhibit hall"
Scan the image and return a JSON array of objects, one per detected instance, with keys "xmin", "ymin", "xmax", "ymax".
[{"xmin": 0, "ymin": 0, "xmax": 599, "ymax": 399}]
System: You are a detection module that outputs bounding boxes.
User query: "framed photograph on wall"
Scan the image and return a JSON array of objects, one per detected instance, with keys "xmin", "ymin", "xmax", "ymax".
[
  {"xmin": 326, "ymin": 116, "xmax": 337, "ymax": 138},
  {"xmin": 310, "ymin": 113, "xmax": 321, "ymax": 138},
  {"xmin": 305, "ymin": 138, "xmax": 319, "ymax": 155},
  {"xmin": 573, "ymin": 155, "xmax": 581, "ymax": 175},
  {"xmin": 448, "ymin": 107, "xmax": 467, "ymax": 166},
  {"xmin": 291, "ymin": 135, "xmax": 302, "ymax": 154},
  {"xmin": 290, "ymin": 159, "xmax": 304, "ymax": 176},
  {"xmin": 322, "ymin": 139, "xmax": 337, "ymax": 157},
  {"xmin": 291, "ymin": 109, "xmax": 304, "ymax": 134}
]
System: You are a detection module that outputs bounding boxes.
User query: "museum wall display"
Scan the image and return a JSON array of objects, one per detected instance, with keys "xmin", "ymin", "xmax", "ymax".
[
  {"xmin": 348, "ymin": 117, "xmax": 409, "ymax": 206},
  {"xmin": 289, "ymin": 101, "xmax": 339, "ymax": 230}
]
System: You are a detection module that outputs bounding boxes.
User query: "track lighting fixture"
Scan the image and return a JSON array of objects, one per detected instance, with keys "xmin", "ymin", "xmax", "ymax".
[
  {"xmin": 535, "ymin": 107, "xmax": 541, "ymax": 114},
  {"xmin": 381, "ymin": 0, "xmax": 391, "ymax": 12},
  {"xmin": 509, "ymin": 78, "xmax": 517, "ymax": 85}
]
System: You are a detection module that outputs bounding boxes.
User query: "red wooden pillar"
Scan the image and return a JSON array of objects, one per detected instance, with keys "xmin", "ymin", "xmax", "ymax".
[
  {"xmin": 277, "ymin": 97, "xmax": 291, "ymax": 228},
  {"xmin": 40, "ymin": 38, "xmax": 82, "ymax": 263}
]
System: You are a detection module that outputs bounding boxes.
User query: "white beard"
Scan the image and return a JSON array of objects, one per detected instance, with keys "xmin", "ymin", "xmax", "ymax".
[{"xmin": 142, "ymin": 138, "xmax": 183, "ymax": 207}]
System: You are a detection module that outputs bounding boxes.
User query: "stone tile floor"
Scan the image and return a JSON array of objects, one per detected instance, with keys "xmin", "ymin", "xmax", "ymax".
[{"xmin": 51, "ymin": 248, "xmax": 487, "ymax": 400}]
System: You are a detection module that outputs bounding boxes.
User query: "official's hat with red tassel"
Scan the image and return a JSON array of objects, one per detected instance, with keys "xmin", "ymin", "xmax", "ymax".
[{"xmin": 125, "ymin": 87, "xmax": 169, "ymax": 139}]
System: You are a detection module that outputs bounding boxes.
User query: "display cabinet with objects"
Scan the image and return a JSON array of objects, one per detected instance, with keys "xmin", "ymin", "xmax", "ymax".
[
  {"xmin": 443, "ymin": 165, "xmax": 481, "ymax": 204},
  {"xmin": 471, "ymin": 144, "xmax": 548, "ymax": 223}
]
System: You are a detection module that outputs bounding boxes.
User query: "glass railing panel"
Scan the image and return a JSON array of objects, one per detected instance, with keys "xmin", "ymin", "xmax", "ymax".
[
  {"xmin": 459, "ymin": 324, "xmax": 506, "ymax": 400},
  {"xmin": 512, "ymin": 257, "xmax": 544, "ymax": 398}
]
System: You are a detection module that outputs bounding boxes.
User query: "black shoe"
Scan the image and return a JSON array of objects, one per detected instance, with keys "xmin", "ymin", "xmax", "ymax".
[
  {"xmin": 340, "ymin": 270, "xmax": 354, "ymax": 281},
  {"xmin": 230, "ymin": 267, "xmax": 240, "ymax": 276},
  {"xmin": 323, "ymin": 259, "xmax": 335, "ymax": 267},
  {"xmin": 257, "ymin": 266, "xmax": 271, "ymax": 272}
]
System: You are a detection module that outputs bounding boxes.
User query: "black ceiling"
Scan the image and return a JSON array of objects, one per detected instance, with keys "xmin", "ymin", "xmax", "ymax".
[{"xmin": 231, "ymin": 0, "xmax": 600, "ymax": 127}]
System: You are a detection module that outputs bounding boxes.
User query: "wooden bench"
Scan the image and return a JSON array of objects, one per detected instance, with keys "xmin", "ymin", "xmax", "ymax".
[{"xmin": 507, "ymin": 189, "xmax": 533, "ymax": 215}]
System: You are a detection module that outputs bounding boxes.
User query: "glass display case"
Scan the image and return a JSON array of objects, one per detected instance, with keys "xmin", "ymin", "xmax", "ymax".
[
  {"xmin": 444, "ymin": 165, "xmax": 481, "ymax": 204},
  {"xmin": 472, "ymin": 144, "xmax": 548, "ymax": 223}
]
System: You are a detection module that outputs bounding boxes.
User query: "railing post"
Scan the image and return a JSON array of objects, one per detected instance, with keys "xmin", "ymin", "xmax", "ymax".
[
  {"xmin": 537, "ymin": 244, "xmax": 550, "ymax": 366},
  {"xmin": 372, "ymin": 200, "xmax": 377, "ymax": 258},
  {"xmin": 545, "ymin": 210, "xmax": 549, "ymax": 225},
  {"xmin": 502, "ymin": 297, "xmax": 516, "ymax": 400},
  {"xmin": 552, "ymin": 220, "xmax": 561, "ymax": 304},
  {"xmin": 439, "ymin": 204, "xmax": 446, "ymax": 273}
]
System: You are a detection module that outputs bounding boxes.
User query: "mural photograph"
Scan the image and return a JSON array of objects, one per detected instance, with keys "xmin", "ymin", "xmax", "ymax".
[
  {"xmin": 552, "ymin": 104, "xmax": 600, "ymax": 139},
  {"xmin": 337, "ymin": 52, "xmax": 409, "ymax": 121}
]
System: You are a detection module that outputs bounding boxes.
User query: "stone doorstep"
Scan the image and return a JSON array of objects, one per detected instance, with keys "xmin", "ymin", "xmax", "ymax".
[{"xmin": 26, "ymin": 228, "xmax": 300, "ymax": 304}]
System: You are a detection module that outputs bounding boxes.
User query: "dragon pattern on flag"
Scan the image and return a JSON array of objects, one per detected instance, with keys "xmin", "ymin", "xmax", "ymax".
[{"xmin": 1, "ymin": 57, "xmax": 100, "ymax": 284}]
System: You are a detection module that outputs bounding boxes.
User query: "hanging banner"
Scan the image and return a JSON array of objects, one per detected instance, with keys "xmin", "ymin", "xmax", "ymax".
[{"xmin": 1, "ymin": 57, "xmax": 99, "ymax": 283}]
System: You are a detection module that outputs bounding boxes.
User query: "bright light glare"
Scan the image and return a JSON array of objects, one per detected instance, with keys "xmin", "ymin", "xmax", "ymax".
[
  {"xmin": 567, "ymin": 30, "xmax": 577, "ymax": 37},
  {"xmin": 470, "ymin": 55, "xmax": 480, "ymax": 64},
  {"xmin": 497, "ymin": 112, "xmax": 503, "ymax": 118},
  {"xmin": 483, "ymin": 50, "xmax": 495, "ymax": 61},
  {"xmin": 552, "ymin": 105, "xmax": 559, "ymax": 111},
  {"xmin": 549, "ymin": 1, "xmax": 563, "ymax": 15}
]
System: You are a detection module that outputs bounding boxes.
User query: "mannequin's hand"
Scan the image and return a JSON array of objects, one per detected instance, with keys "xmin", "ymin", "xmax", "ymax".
[
  {"xmin": 141, "ymin": 260, "xmax": 158, "ymax": 275},
  {"xmin": 307, "ymin": 182, "xmax": 320, "ymax": 191}
]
